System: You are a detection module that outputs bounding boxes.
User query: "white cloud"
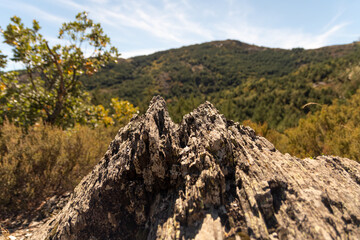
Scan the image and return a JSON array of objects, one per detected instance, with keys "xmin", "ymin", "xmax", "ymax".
[
  {"xmin": 0, "ymin": 1, "xmax": 66, "ymax": 24},
  {"xmin": 121, "ymin": 48, "xmax": 161, "ymax": 58},
  {"xmin": 38, "ymin": 0, "xmax": 351, "ymax": 50},
  {"xmin": 89, "ymin": 0, "xmax": 108, "ymax": 4},
  {"xmin": 217, "ymin": 19, "xmax": 349, "ymax": 49},
  {"xmin": 56, "ymin": 0, "xmax": 84, "ymax": 11},
  {"xmin": 322, "ymin": 10, "xmax": 345, "ymax": 32},
  {"xmin": 57, "ymin": 0, "xmax": 213, "ymax": 44},
  {"xmin": 1, "ymin": 0, "xmax": 354, "ymax": 70},
  {"xmin": 311, "ymin": 22, "xmax": 349, "ymax": 48}
]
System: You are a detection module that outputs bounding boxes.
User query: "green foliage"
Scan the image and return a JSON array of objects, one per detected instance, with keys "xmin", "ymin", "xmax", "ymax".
[
  {"xmin": 284, "ymin": 89, "xmax": 360, "ymax": 162},
  {"xmin": 167, "ymin": 95, "xmax": 205, "ymax": 123},
  {"xmin": 247, "ymin": 87, "xmax": 360, "ymax": 163},
  {"xmin": 88, "ymin": 98, "xmax": 139, "ymax": 127},
  {"xmin": 0, "ymin": 70, "xmax": 46, "ymax": 127},
  {"xmin": 110, "ymin": 98, "xmax": 139, "ymax": 125},
  {"xmin": 242, "ymin": 120, "xmax": 289, "ymax": 153},
  {"xmin": 2, "ymin": 25, "xmax": 360, "ymax": 220},
  {"xmin": 0, "ymin": 13, "xmax": 140, "ymax": 217},
  {"xmin": 0, "ymin": 121, "xmax": 118, "ymax": 215},
  {"xmin": 83, "ymin": 40, "xmax": 360, "ymax": 130},
  {"xmin": 0, "ymin": 12, "xmax": 119, "ymax": 128},
  {"xmin": 0, "ymin": 50, "xmax": 6, "ymax": 68}
]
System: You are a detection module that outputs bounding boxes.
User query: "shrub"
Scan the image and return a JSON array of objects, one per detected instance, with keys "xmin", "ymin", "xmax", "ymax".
[
  {"xmin": 0, "ymin": 121, "xmax": 118, "ymax": 216},
  {"xmin": 284, "ymin": 89, "xmax": 360, "ymax": 161}
]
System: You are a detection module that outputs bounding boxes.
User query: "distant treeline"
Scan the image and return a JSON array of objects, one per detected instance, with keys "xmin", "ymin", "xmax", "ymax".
[{"xmin": 83, "ymin": 40, "xmax": 360, "ymax": 131}]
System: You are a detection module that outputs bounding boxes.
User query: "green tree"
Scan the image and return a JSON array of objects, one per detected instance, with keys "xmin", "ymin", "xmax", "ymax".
[
  {"xmin": 0, "ymin": 50, "xmax": 6, "ymax": 68},
  {"xmin": 110, "ymin": 98, "xmax": 139, "ymax": 125},
  {"xmin": 0, "ymin": 12, "xmax": 119, "ymax": 128},
  {"xmin": 87, "ymin": 98, "xmax": 139, "ymax": 127},
  {"xmin": 284, "ymin": 89, "xmax": 360, "ymax": 162}
]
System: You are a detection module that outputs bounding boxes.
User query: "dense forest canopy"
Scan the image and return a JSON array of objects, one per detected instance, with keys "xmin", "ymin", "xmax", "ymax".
[
  {"xmin": 83, "ymin": 40, "xmax": 360, "ymax": 131},
  {"xmin": 1, "ymin": 13, "xmax": 360, "ymax": 216}
]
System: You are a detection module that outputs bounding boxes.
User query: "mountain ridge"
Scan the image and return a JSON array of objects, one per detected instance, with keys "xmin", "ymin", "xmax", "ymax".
[
  {"xmin": 83, "ymin": 39, "xmax": 360, "ymax": 131},
  {"xmin": 128, "ymin": 39, "xmax": 360, "ymax": 59}
]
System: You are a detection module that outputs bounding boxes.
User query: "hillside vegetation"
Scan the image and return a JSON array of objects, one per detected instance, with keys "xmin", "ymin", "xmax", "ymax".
[
  {"xmin": 0, "ymin": 121, "xmax": 118, "ymax": 215},
  {"xmin": 245, "ymin": 88, "xmax": 360, "ymax": 162},
  {"xmin": 0, "ymin": 13, "xmax": 134, "ymax": 217},
  {"xmin": 285, "ymin": 88, "xmax": 360, "ymax": 161},
  {"xmin": 83, "ymin": 40, "xmax": 360, "ymax": 131},
  {"xmin": 2, "ymin": 38, "xmax": 360, "ymax": 217}
]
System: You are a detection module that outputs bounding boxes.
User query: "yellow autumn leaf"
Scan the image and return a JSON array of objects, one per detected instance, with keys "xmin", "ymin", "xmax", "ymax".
[{"xmin": 0, "ymin": 83, "xmax": 6, "ymax": 91}]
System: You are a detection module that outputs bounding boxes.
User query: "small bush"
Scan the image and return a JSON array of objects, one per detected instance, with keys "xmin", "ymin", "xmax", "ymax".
[
  {"xmin": 0, "ymin": 121, "xmax": 118, "ymax": 217},
  {"xmin": 242, "ymin": 120, "xmax": 289, "ymax": 154},
  {"xmin": 284, "ymin": 91, "xmax": 360, "ymax": 162}
]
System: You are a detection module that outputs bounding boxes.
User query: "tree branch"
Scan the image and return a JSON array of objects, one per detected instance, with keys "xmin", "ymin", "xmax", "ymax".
[
  {"xmin": 26, "ymin": 65, "xmax": 38, "ymax": 92},
  {"xmin": 45, "ymin": 41, "xmax": 67, "ymax": 124},
  {"xmin": 45, "ymin": 41, "xmax": 65, "ymax": 95}
]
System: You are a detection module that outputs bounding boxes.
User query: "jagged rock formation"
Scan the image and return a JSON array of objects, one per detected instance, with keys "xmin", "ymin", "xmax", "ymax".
[{"xmin": 32, "ymin": 96, "xmax": 360, "ymax": 240}]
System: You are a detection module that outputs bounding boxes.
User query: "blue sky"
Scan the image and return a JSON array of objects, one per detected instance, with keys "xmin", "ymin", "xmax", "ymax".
[{"xmin": 0, "ymin": 0, "xmax": 359, "ymax": 70}]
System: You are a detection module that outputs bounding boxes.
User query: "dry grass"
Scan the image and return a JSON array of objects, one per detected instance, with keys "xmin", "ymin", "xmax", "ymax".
[{"xmin": 0, "ymin": 121, "xmax": 119, "ymax": 217}]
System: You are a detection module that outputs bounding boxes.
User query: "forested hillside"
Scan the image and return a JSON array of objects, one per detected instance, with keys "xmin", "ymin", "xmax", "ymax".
[
  {"xmin": 83, "ymin": 40, "xmax": 360, "ymax": 131},
  {"xmin": 2, "ymin": 35, "xmax": 360, "ymax": 218},
  {"xmin": 3, "ymin": 10, "xmax": 360, "ymax": 224}
]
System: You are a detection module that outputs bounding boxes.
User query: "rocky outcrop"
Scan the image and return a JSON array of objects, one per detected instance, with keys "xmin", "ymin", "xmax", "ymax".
[{"xmin": 32, "ymin": 96, "xmax": 360, "ymax": 240}]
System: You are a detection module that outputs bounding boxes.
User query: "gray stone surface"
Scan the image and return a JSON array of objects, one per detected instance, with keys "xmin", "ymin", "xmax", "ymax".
[{"xmin": 30, "ymin": 96, "xmax": 360, "ymax": 240}]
